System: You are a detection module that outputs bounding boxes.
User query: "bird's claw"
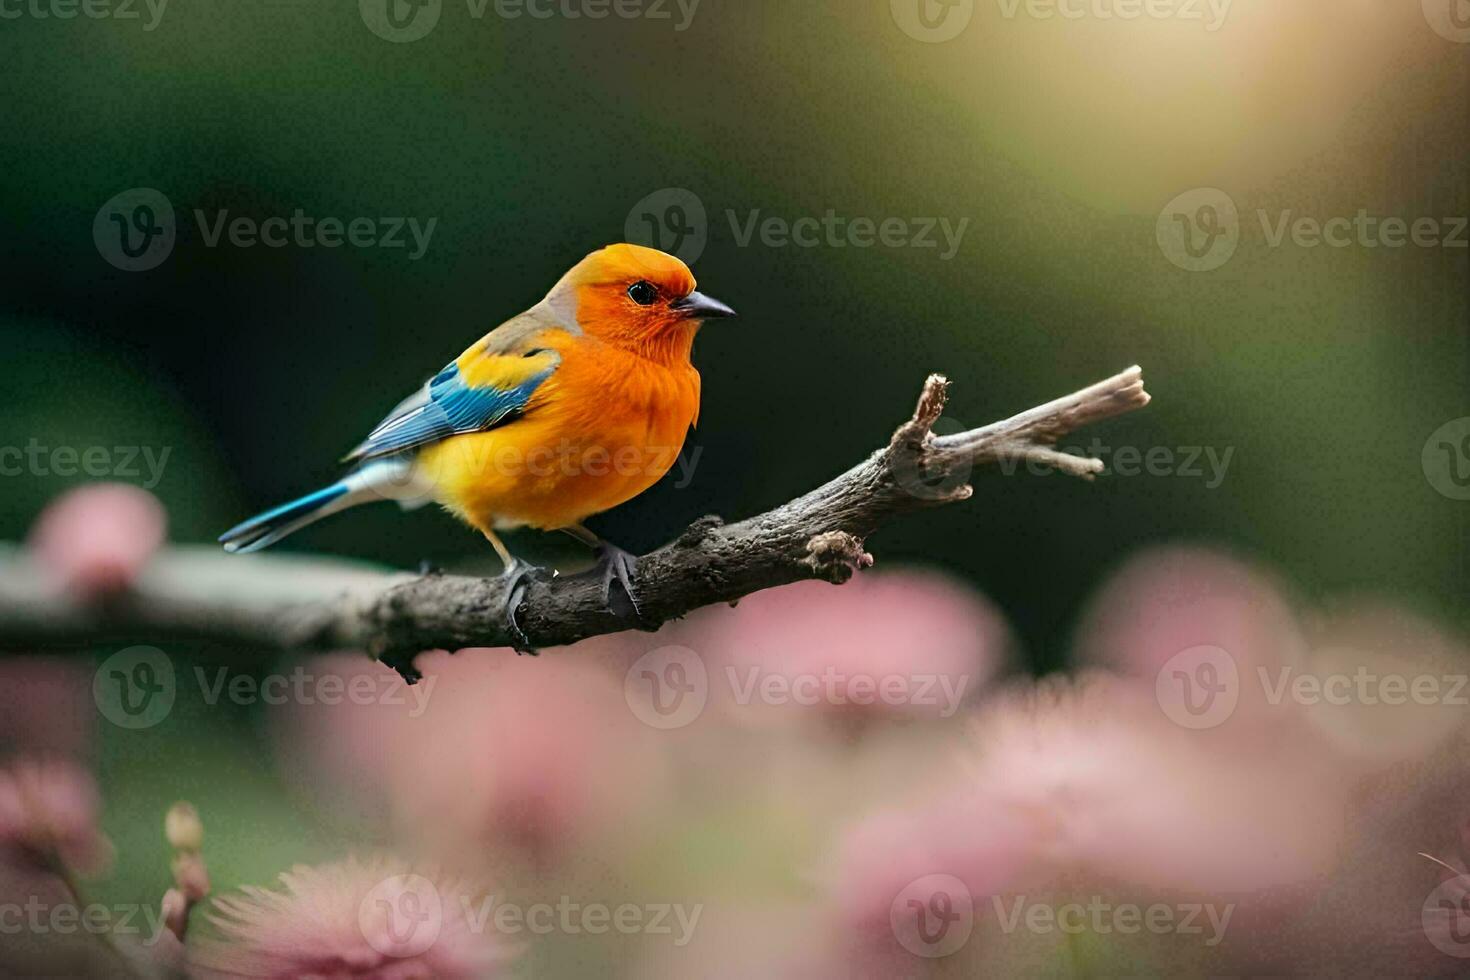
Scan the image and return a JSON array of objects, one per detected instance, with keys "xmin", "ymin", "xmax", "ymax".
[
  {"xmin": 593, "ymin": 543, "xmax": 641, "ymax": 619},
  {"xmin": 499, "ymin": 557, "xmax": 553, "ymax": 654}
]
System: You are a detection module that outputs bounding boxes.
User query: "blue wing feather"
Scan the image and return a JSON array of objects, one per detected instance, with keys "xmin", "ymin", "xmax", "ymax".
[{"xmin": 343, "ymin": 359, "xmax": 555, "ymax": 463}]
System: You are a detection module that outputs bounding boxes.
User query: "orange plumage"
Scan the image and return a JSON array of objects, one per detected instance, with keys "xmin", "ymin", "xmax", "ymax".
[{"xmin": 419, "ymin": 245, "xmax": 709, "ymax": 535}]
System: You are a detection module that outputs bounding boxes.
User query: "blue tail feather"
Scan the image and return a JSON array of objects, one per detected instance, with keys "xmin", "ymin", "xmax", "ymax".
[{"xmin": 218, "ymin": 483, "xmax": 350, "ymax": 554}]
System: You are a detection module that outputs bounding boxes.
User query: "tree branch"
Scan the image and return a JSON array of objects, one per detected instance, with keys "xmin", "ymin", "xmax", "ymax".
[{"xmin": 0, "ymin": 367, "xmax": 1150, "ymax": 682}]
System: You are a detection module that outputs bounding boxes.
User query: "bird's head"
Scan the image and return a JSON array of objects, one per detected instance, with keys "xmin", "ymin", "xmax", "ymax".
[{"xmin": 544, "ymin": 243, "xmax": 735, "ymax": 361}]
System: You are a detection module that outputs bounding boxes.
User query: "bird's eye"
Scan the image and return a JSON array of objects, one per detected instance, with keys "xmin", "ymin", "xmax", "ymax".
[{"xmin": 627, "ymin": 280, "xmax": 658, "ymax": 306}]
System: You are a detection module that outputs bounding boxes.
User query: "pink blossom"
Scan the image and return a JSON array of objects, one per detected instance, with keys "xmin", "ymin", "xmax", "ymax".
[
  {"xmin": 827, "ymin": 670, "xmax": 1346, "ymax": 952},
  {"xmin": 274, "ymin": 646, "xmax": 669, "ymax": 866},
  {"xmin": 963, "ymin": 673, "xmax": 1344, "ymax": 894},
  {"xmin": 396, "ymin": 647, "xmax": 669, "ymax": 864},
  {"xmin": 270, "ymin": 654, "xmax": 421, "ymax": 832},
  {"xmin": 1294, "ymin": 601, "xmax": 1467, "ymax": 767},
  {"xmin": 630, "ymin": 900, "xmax": 840, "ymax": 980},
  {"xmin": 0, "ymin": 758, "xmax": 111, "ymax": 874},
  {"xmin": 828, "ymin": 798, "xmax": 1031, "ymax": 938},
  {"xmin": 0, "ymin": 658, "xmax": 93, "ymax": 756},
  {"xmin": 189, "ymin": 856, "xmax": 517, "ymax": 979},
  {"xmin": 28, "ymin": 484, "xmax": 166, "ymax": 596},
  {"xmin": 173, "ymin": 852, "xmax": 211, "ymax": 903},
  {"xmin": 161, "ymin": 887, "xmax": 191, "ymax": 943},
  {"xmin": 675, "ymin": 569, "xmax": 1011, "ymax": 731},
  {"xmin": 1075, "ymin": 547, "xmax": 1302, "ymax": 675},
  {"xmin": 1073, "ymin": 546, "xmax": 1304, "ymax": 737}
]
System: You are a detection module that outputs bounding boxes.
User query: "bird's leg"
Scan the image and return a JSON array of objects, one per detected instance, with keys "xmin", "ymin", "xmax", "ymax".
[
  {"xmin": 483, "ymin": 528, "xmax": 551, "ymax": 655},
  {"xmin": 563, "ymin": 523, "xmax": 641, "ymax": 618}
]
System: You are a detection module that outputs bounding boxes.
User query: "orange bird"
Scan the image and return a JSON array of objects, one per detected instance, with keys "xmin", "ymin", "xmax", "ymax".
[{"xmin": 219, "ymin": 243, "xmax": 735, "ymax": 647}]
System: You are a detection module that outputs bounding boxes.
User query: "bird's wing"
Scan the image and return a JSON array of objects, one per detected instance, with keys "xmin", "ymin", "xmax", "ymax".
[{"xmin": 343, "ymin": 312, "xmax": 567, "ymax": 464}]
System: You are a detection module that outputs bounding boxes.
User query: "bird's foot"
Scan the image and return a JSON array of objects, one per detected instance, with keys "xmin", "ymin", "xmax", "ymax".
[
  {"xmin": 592, "ymin": 542, "xmax": 641, "ymax": 619},
  {"xmin": 499, "ymin": 557, "xmax": 554, "ymax": 654}
]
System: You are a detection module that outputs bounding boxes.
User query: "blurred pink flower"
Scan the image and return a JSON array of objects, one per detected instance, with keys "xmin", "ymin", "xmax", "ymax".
[
  {"xmin": 1074, "ymin": 546, "xmax": 1305, "ymax": 737},
  {"xmin": 395, "ymin": 647, "xmax": 669, "ymax": 864},
  {"xmin": 826, "ymin": 669, "xmax": 1347, "ymax": 958},
  {"xmin": 28, "ymin": 483, "xmax": 166, "ymax": 596},
  {"xmin": 1234, "ymin": 787, "xmax": 1470, "ymax": 977},
  {"xmin": 630, "ymin": 900, "xmax": 841, "ymax": 980},
  {"xmin": 828, "ymin": 797, "xmax": 1031, "ymax": 939},
  {"xmin": 273, "ymin": 646, "xmax": 669, "ymax": 866},
  {"xmin": 0, "ymin": 658, "xmax": 93, "ymax": 757},
  {"xmin": 1294, "ymin": 601, "xmax": 1468, "ymax": 768},
  {"xmin": 130, "ymin": 891, "xmax": 189, "ymax": 980},
  {"xmin": 676, "ymin": 568, "xmax": 1011, "ymax": 731},
  {"xmin": 1075, "ymin": 546, "xmax": 1302, "ymax": 674},
  {"xmin": 161, "ymin": 886, "xmax": 190, "ymax": 938},
  {"xmin": 271, "ymin": 654, "xmax": 422, "ymax": 832},
  {"xmin": 189, "ymin": 856, "xmax": 517, "ymax": 980},
  {"xmin": 0, "ymin": 758, "xmax": 111, "ymax": 874},
  {"xmin": 963, "ymin": 672, "xmax": 1344, "ymax": 894}
]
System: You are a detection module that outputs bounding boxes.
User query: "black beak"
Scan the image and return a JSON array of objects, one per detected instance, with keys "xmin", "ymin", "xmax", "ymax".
[{"xmin": 671, "ymin": 291, "xmax": 737, "ymax": 320}]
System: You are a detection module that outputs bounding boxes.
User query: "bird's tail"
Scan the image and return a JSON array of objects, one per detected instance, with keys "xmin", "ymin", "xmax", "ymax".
[{"xmin": 219, "ymin": 458, "xmax": 426, "ymax": 554}]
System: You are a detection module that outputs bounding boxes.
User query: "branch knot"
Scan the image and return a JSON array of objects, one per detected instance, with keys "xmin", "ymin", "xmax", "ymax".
[
  {"xmin": 677, "ymin": 514, "xmax": 726, "ymax": 548},
  {"xmin": 800, "ymin": 531, "xmax": 874, "ymax": 584}
]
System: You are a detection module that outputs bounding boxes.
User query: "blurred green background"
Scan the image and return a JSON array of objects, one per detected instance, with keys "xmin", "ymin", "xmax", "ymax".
[{"xmin": 0, "ymin": 0, "xmax": 1466, "ymax": 946}]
